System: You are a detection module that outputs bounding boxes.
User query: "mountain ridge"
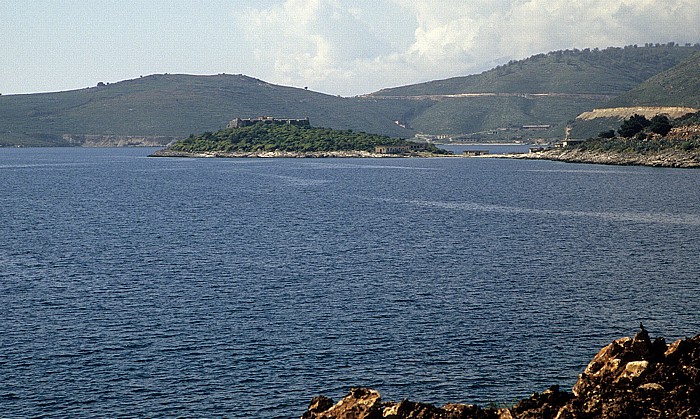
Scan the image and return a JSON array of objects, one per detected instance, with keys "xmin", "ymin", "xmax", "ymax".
[{"xmin": 2, "ymin": 44, "xmax": 699, "ymax": 146}]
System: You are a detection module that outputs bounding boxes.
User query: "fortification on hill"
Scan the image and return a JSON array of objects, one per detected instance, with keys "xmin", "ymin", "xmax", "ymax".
[{"xmin": 226, "ymin": 116, "xmax": 310, "ymax": 129}]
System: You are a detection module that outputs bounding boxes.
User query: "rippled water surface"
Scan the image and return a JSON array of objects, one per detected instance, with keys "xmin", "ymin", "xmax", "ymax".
[{"xmin": 2, "ymin": 147, "xmax": 699, "ymax": 417}]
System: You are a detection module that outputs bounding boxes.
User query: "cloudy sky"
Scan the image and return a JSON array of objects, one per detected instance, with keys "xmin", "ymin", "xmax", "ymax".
[{"xmin": 2, "ymin": 0, "xmax": 699, "ymax": 97}]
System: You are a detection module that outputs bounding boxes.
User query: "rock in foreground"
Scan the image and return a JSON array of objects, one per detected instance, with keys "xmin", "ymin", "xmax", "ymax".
[{"xmin": 301, "ymin": 329, "xmax": 700, "ymax": 418}]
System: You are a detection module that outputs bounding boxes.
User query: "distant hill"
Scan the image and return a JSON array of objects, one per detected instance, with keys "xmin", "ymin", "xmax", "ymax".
[
  {"xmin": 608, "ymin": 52, "xmax": 700, "ymax": 108},
  {"xmin": 568, "ymin": 52, "xmax": 700, "ymax": 139},
  {"xmin": 2, "ymin": 44, "xmax": 699, "ymax": 147},
  {"xmin": 0, "ymin": 74, "xmax": 412, "ymax": 146},
  {"xmin": 366, "ymin": 44, "xmax": 700, "ymax": 139},
  {"xmin": 374, "ymin": 44, "xmax": 697, "ymax": 97}
]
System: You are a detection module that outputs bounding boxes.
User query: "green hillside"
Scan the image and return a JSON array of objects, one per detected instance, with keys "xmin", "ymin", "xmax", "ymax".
[
  {"xmin": 374, "ymin": 44, "xmax": 698, "ymax": 97},
  {"xmin": 0, "ymin": 74, "xmax": 411, "ymax": 146},
  {"xmin": 160, "ymin": 122, "xmax": 446, "ymax": 155},
  {"xmin": 368, "ymin": 44, "xmax": 700, "ymax": 139},
  {"xmin": 2, "ymin": 44, "xmax": 699, "ymax": 146},
  {"xmin": 568, "ymin": 52, "xmax": 700, "ymax": 139},
  {"xmin": 608, "ymin": 52, "xmax": 700, "ymax": 108}
]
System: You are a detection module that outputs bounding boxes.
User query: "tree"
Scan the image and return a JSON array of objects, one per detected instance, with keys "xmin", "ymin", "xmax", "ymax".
[
  {"xmin": 649, "ymin": 114, "xmax": 672, "ymax": 136},
  {"xmin": 598, "ymin": 129, "xmax": 616, "ymax": 139},
  {"xmin": 618, "ymin": 114, "xmax": 651, "ymax": 138}
]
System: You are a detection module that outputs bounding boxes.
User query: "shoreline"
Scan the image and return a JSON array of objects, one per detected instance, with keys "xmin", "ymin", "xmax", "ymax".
[
  {"xmin": 302, "ymin": 329, "xmax": 700, "ymax": 418},
  {"xmin": 148, "ymin": 148, "xmax": 460, "ymax": 158},
  {"xmin": 481, "ymin": 148, "xmax": 700, "ymax": 168}
]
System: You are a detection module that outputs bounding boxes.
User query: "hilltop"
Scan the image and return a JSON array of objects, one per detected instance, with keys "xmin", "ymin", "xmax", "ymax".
[
  {"xmin": 609, "ymin": 52, "xmax": 700, "ymax": 108},
  {"xmin": 0, "ymin": 74, "xmax": 412, "ymax": 146},
  {"xmin": 373, "ymin": 45, "xmax": 696, "ymax": 97},
  {"xmin": 2, "ymin": 44, "xmax": 700, "ymax": 147},
  {"xmin": 365, "ymin": 44, "xmax": 700, "ymax": 139},
  {"xmin": 567, "ymin": 52, "xmax": 700, "ymax": 139}
]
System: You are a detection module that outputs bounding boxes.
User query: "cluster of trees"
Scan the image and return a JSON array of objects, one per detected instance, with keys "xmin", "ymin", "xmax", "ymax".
[
  {"xmin": 597, "ymin": 114, "xmax": 673, "ymax": 139},
  {"xmin": 169, "ymin": 123, "xmax": 448, "ymax": 154},
  {"xmin": 582, "ymin": 111, "xmax": 700, "ymax": 153}
]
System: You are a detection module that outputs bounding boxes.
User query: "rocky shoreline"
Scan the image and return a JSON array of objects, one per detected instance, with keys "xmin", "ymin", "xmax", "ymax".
[
  {"xmin": 301, "ymin": 329, "xmax": 700, "ymax": 418},
  {"xmin": 149, "ymin": 149, "xmax": 452, "ymax": 158},
  {"xmin": 491, "ymin": 148, "xmax": 700, "ymax": 168}
]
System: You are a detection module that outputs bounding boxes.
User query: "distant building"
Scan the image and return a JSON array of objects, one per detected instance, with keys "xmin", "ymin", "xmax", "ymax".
[
  {"xmin": 375, "ymin": 143, "xmax": 427, "ymax": 154},
  {"xmin": 522, "ymin": 125, "xmax": 552, "ymax": 130},
  {"xmin": 556, "ymin": 139, "xmax": 585, "ymax": 148},
  {"xmin": 227, "ymin": 116, "xmax": 310, "ymax": 129},
  {"xmin": 463, "ymin": 150, "xmax": 489, "ymax": 156},
  {"xmin": 375, "ymin": 145, "xmax": 411, "ymax": 154}
]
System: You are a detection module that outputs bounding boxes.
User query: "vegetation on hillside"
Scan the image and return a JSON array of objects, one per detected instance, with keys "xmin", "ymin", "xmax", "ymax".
[
  {"xmin": 371, "ymin": 44, "xmax": 700, "ymax": 137},
  {"xmin": 166, "ymin": 123, "xmax": 448, "ymax": 154},
  {"xmin": 0, "ymin": 74, "xmax": 412, "ymax": 146},
  {"xmin": 609, "ymin": 52, "xmax": 700, "ymax": 108},
  {"xmin": 374, "ymin": 44, "xmax": 700, "ymax": 97},
  {"xmin": 2, "ymin": 44, "xmax": 699, "ymax": 146},
  {"xmin": 572, "ymin": 111, "xmax": 700, "ymax": 153}
]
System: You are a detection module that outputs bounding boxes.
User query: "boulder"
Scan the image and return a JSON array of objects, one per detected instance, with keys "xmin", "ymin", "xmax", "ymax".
[{"xmin": 302, "ymin": 328, "xmax": 700, "ymax": 418}]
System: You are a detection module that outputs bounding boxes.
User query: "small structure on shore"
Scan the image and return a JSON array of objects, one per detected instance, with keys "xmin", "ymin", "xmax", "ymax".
[
  {"xmin": 554, "ymin": 139, "xmax": 586, "ymax": 148},
  {"xmin": 375, "ymin": 143, "xmax": 428, "ymax": 154},
  {"xmin": 227, "ymin": 116, "xmax": 310, "ymax": 129},
  {"xmin": 463, "ymin": 150, "xmax": 489, "ymax": 156}
]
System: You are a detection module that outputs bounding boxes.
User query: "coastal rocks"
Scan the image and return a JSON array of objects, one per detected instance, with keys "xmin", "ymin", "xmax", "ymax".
[
  {"xmin": 532, "ymin": 148, "xmax": 700, "ymax": 168},
  {"xmin": 498, "ymin": 123, "xmax": 700, "ymax": 168},
  {"xmin": 149, "ymin": 149, "xmax": 395, "ymax": 158},
  {"xmin": 301, "ymin": 329, "xmax": 700, "ymax": 418},
  {"xmin": 565, "ymin": 328, "xmax": 700, "ymax": 418},
  {"xmin": 301, "ymin": 387, "xmax": 495, "ymax": 419}
]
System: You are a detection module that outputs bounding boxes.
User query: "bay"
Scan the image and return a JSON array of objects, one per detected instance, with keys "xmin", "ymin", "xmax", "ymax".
[{"xmin": 1, "ymin": 147, "xmax": 699, "ymax": 417}]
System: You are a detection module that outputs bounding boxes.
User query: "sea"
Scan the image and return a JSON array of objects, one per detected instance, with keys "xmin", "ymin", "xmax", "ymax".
[{"xmin": 1, "ymin": 146, "xmax": 699, "ymax": 418}]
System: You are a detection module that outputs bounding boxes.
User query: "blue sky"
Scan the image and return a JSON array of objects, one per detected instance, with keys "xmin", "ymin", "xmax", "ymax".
[{"xmin": 2, "ymin": 0, "xmax": 699, "ymax": 97}]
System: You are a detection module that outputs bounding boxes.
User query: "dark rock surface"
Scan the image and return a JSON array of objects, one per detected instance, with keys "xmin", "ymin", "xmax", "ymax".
[{"xmin": 301, "ymin": 329, "xmax": 700, "ymax": 418}]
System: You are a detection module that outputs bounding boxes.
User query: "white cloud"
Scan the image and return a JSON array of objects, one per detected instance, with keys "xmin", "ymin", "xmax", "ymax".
[{"xmin": 237, "ymin": 0, "xmax": 700, "ymax": 96}]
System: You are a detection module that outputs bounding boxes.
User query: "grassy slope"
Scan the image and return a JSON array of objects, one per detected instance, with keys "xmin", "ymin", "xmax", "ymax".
[
  {"xmin": 0, "ymin": 74, "xmax": 412, "ymax": 146},
  {"xmin": 608, "ymin": 52, "xmax": 700, "ymax": 108},
  {"xmin": 570, "ymin": 52, "xmax": 700, "ymax": 139},
  {"xmin": 375, "ymin": 45, "xmax": 698, "ymax": 96},
  {"xmin": 370, "ymin": 45, "xmax": 699, "ymax": 137},
  {"xmin": 3, "ymin": 45, "xmax": 699, "ymax": 146}
]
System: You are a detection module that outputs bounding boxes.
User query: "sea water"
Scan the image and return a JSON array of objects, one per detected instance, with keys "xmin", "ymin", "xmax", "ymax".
[{"xmin": 1, "ymin": 147, "xmax": 699, "ymax": 417}]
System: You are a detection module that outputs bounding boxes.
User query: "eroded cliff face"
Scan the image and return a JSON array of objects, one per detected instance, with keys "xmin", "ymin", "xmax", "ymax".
[{"xmin": 301, "ymin": 329, "xmax": 700, "ymax": 418}]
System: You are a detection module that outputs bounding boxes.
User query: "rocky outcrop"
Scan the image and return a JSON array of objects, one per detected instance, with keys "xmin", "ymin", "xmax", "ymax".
[
  {"xmin": 301, "ymin": 329, "xmax": 700, "ymax": 418},
  {"xmin": 526, "ymin": 147, "xmax": 700, "ymax": 168},
  {"xmin": 490, "ymin": 123, "xmax": 700, "ymax": 168},
  {"xmin": 149, "ymin": 149, "xmax": 447, "ymax": 158}
]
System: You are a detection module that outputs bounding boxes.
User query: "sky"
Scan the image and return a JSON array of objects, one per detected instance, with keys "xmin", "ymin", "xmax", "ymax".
[{"xmin": 2, "ymin": 0, "xmax": 699, "ymax": 97}]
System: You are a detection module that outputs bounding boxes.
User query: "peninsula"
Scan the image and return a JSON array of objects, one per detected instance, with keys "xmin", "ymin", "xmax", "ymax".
[
  {"xmin": 150, "ymin": 117, "xmax": 450, "ymax": 158},
  {"xmin": 494, "ymin": 111, "xmax": 700, "ymax": 168}
]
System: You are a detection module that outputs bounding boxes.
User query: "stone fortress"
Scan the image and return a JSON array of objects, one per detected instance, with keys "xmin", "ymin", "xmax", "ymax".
[{"xmin": 227, "ymin": 116, "xmax": 311, "ymax": 129}]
